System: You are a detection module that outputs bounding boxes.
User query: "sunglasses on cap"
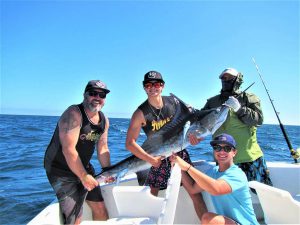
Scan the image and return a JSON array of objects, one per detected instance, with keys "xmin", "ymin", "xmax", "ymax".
[
  {"xmin": 212, "ymin": 145, "xmax": 234, "ymax": 153},
  {"xmin": 144, "ymin": 82, "xmax": 164, "ymax": 89},
  {"xmin": 88, "ymin": 91, "xmax": 106, "ymax": 99}
]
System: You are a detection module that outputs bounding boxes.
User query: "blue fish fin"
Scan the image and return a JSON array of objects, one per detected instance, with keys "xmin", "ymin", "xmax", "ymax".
[{"xmin": 136, "ymin": 169, "xmax": 150, "ymax": 186}]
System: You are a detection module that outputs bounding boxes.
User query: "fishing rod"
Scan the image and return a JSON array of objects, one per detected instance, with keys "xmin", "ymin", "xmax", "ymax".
[
  {"xmin": 237, "ymin": 82, "xmax": 255, "ymax": 97},
  {"xmin": 252, "ymin": 57, "xmax": 300, "ymax": 163}
]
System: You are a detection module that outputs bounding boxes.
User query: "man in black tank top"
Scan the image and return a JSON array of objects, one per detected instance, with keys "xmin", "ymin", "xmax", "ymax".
[
  {"xmin": 44, "ymin": 80, "xmax": 112, "ymax": 225},
  {"xmin": 125, "ymin": 71, "xmax": 207, "ymax": 220}
]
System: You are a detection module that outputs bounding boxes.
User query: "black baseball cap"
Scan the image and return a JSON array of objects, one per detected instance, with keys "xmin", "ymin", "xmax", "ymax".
[
  {"xmin": 84, "ymin": 80, "xmax": 110, "ymax": 93},
  {"xmin": 143, "ymin": 71, "xmax": 165, "ymax": 85}
]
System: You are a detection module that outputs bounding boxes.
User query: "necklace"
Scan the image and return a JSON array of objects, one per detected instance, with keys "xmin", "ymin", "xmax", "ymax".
[{"xmin": 148, "ymin": 102, "xmax": 163, "ymax": 120}]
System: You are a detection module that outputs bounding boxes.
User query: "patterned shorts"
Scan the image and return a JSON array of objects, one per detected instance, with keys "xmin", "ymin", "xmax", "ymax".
[
  {"xmin": 145, "ymin": 149, "xmax": 192, "ymax": 190},
  {"xmin": 236, "ymin": 156, "xmax": 273, "ymax": 186},
  {"xmin": 46, "ymin": 163, "xmax": 103, "ymax": 224}
]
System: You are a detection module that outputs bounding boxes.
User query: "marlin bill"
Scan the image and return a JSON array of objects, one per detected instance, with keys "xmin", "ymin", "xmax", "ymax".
[{"xmin": 96, "ymin": 93, "xmax": 229, "ymax": 182}]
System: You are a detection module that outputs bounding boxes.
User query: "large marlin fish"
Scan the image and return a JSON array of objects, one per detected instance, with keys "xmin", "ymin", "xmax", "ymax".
[{"xmin": 96, "ymin": 94, "xmax": 229, "ymax": 182}]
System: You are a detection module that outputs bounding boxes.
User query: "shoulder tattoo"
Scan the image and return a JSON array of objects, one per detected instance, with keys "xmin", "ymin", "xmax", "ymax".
[{"xmin": 60, "ymin": 110, "xmax": 80, "ymax": 133}]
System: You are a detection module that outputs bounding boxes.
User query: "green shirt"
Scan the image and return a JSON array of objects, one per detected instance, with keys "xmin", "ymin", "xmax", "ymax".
[
  {"xmin": 202, "ymin": 92, "xmax": 264, "ymax": 163},
  {"xmin": 214, "ymin": 110, "xmax": 263, "ymax": 163}
]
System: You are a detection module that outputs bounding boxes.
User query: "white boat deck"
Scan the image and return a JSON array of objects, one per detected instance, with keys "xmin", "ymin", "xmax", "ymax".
[{"xmin": 27, "ymin": 161, "xmax": 300, "ymax": 225}]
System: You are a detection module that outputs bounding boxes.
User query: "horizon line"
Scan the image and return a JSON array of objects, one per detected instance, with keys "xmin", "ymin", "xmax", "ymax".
[{"xmin": 1, "ymin": 113, "xmax": 299, "ymax": 126}]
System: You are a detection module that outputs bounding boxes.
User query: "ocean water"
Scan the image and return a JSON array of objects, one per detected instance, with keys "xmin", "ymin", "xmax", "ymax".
[{"xmin": 0, "ymin": 114, "xmax": 299, "ymax": 225}]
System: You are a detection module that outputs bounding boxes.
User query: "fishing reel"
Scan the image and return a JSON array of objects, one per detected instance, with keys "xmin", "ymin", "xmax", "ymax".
[{"xmin": 291, "ymin": 148, "xmax": 300, "ymax": 163}]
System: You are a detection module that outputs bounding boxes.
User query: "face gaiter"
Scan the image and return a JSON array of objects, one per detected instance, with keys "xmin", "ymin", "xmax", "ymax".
[{"xmin": 221, "ymin": 77, "xmax": 237, "ymax": 92}]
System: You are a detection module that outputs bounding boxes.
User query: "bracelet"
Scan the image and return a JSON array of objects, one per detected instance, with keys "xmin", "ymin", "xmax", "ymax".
[{"xmin": 186, "ymin": 164, "xmax": 192, "ymax": 172}]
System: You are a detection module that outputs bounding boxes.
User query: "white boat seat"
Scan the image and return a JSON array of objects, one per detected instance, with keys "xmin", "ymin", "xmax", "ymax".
[
  {"xmin": 108, "ymin": 163, "xmax": 182, "ymax": 225},
  {"xmin": 27, "ymin": 202, "xmax": 63, "ymax": 225},
  {"xmin": 249, "ymin": 181, "xmax": 300, "ymax": 224}
]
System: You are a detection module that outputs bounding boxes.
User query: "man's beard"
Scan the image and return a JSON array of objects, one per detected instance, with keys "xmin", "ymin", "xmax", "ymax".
[
  {"xmin": 83, "ymin": 100, "xmax": 102, "ymax": 112},
  {"xmin": 89, "ymin": 104, "xmax": 101, "ymax": 112}
]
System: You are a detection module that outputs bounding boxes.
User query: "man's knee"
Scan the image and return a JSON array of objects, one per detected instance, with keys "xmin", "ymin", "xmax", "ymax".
[{"xmin": 86, "ymin": 201, "xmax": 108, "ymax": 220}]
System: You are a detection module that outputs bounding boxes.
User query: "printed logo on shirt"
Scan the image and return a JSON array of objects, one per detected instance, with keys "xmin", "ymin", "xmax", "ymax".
[
  {"xmin": 151, "ymin": 117, "xmax": 171, "ymax": 131},
  {"xmin": 80, "ymin": 130, "xmax": 101, "ymax": 141}
]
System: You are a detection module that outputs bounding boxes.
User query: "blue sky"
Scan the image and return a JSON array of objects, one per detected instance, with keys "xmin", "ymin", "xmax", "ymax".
[{"xmin": 1, "ymin": 0, "xmax": 299, "ymax": 125}]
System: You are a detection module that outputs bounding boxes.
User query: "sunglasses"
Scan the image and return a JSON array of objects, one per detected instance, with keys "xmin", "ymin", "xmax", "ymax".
[
  {"xmin": 212, "ymin": 145, "xmax": 233, "ymax": 153},
  {"xmin": 88, "ymin": 91, "xmax": 106, "ymax": 99},
  {"xmin": 144, "ymin": 82, "xmax": 164, "ymax": 89},
  {"xmin": 221, "ymin": 75, "xmax": 236, "ymax": 82}
]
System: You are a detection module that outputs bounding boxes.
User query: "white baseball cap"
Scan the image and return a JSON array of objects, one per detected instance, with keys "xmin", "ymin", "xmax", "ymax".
[{"xmin": 219, "ymin": 68, "xmax": 239, "ymax": 79}]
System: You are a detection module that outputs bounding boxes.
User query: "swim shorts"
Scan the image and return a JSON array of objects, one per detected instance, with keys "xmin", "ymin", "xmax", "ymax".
[
  {"xmin": 236, "ymin": 156, "xmax": 273, "ymax": 186},
  {"xmin": 46, "ymin": 163, "xmax": 104, "ymax": 224},
  {"xmin": 145, "ymin": 149, "xmax": 192, "ymax": 190}
]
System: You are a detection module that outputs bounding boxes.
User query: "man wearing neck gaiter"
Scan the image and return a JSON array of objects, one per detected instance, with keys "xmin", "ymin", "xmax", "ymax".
[{"xmin": 201, "ymin": 68, "xmax": 272, "ymax": 187}]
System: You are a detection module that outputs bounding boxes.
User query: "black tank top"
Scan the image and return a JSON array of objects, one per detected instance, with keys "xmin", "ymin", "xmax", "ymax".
[
  {"xmin": 44, "ymin": 103, "xmax": 106, "ymax": 177},
  {"xmin": 138, "ymin": 96, "xmax": 177, "ymax": 137}
]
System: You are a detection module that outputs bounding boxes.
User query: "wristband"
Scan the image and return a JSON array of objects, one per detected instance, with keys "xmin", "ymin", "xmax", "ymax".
[{"xmin": 186, "ymin": 164, "xmax": 192, "ymax": 172}]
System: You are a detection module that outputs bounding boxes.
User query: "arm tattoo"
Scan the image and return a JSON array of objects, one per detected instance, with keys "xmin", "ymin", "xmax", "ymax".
[{"xmin": 60, "ymin": 110, "xmax": 80, "ymax": 133}]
